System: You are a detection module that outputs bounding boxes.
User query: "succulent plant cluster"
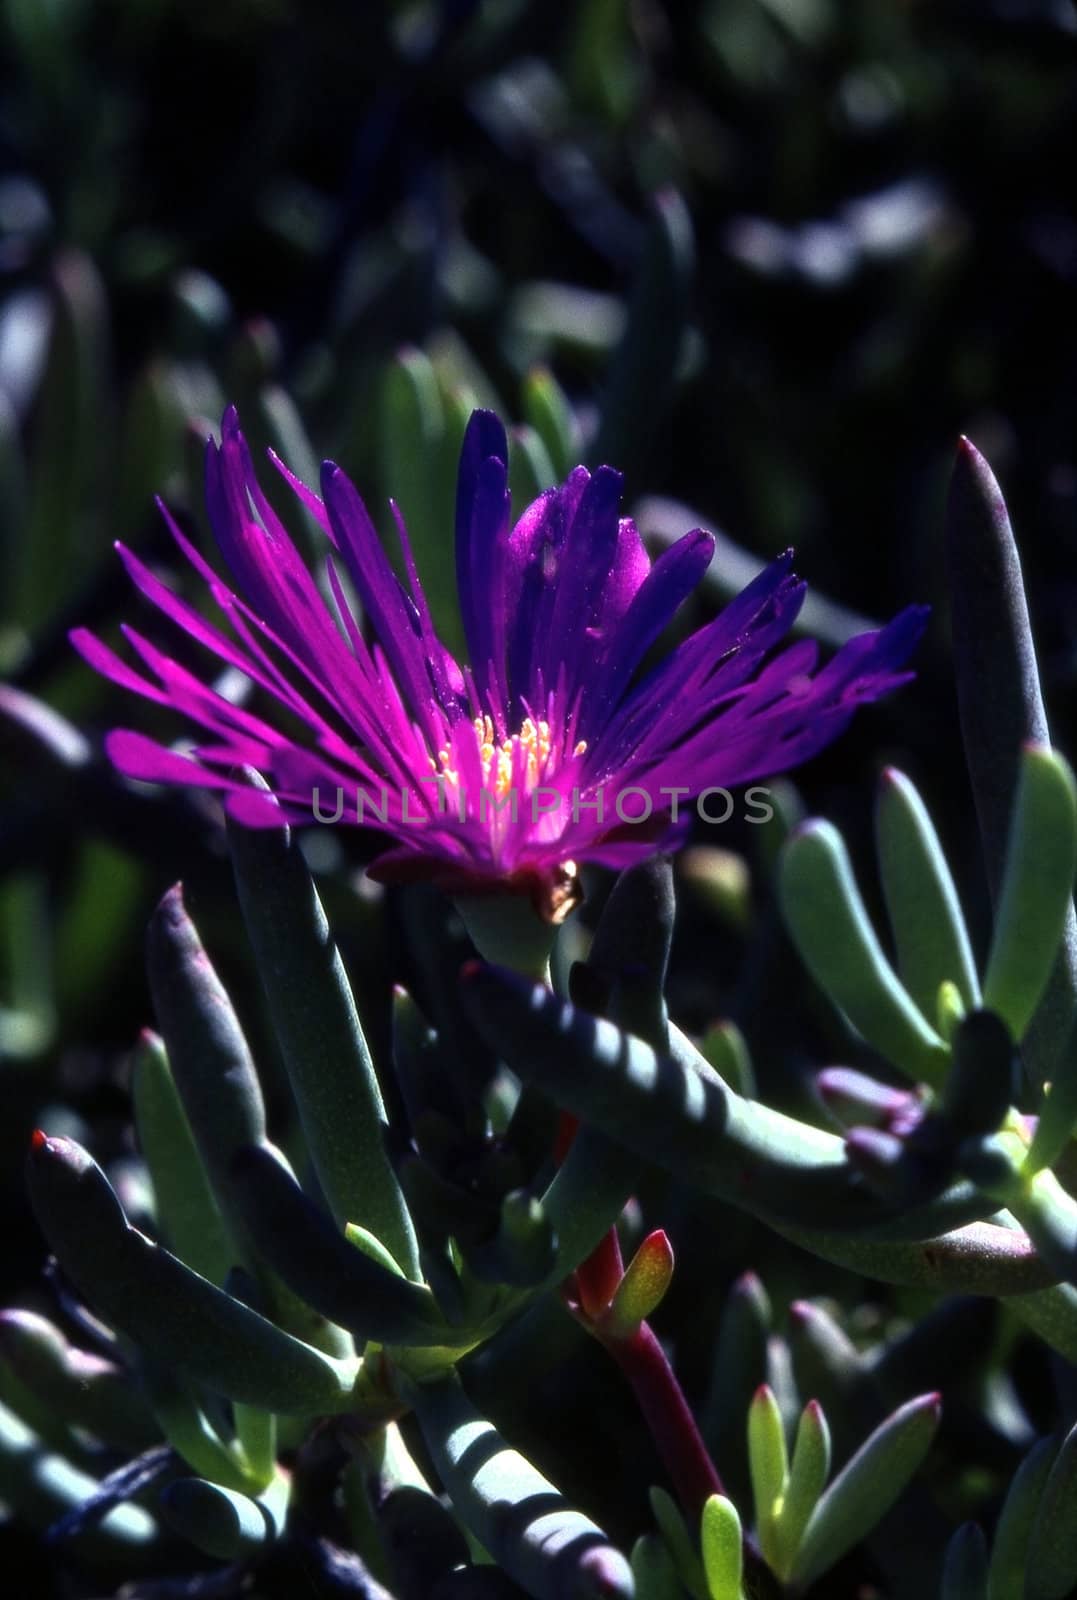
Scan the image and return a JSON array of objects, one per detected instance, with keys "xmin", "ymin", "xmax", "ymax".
[
  {"xmin": 0, "ymin": 424, "xmax": 1075, "ymax": 1600},
  {"xmin": 3, "ymin": 7, "xmax": 1077, "ymax": 1597}
]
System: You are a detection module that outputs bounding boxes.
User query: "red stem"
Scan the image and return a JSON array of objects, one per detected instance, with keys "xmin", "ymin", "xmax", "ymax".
[
  {"xmin": 557, "ymin": 1111, "xmax": 723, "ymax": 1514},
  {"xmin": 599, "ymin": 1318, "xmax": 724, "ymax": 1517},
  {"xmin": 576, "ymin": 1226, "xmax": 624, "ymax": 1321}
]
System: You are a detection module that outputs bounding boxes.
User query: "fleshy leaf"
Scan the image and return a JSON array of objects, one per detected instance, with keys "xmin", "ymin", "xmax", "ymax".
[
  {"xmin": 699, "ymin": 1494, "xmax": 744, "ymax": 1600},
  {"xmin": 771, "ymin": 1399, "xmax": 831, "ymax": 1581},
  {"xmin": 161, "ymin": 1469, "xmax": 290, "ymax": 1561},
  {"xmin": 875, "ymin": 767, "xmax": 980, "ymax": 1015},
  {"xmin": 941, "ymin": 1522, "xmax": 989, "ymax": 1600},
  {"xmin": 411, "ymin": 1369, "xmax": 634, "ymax": 1600},
  {"xmin": 131, "ymin": 1028, "xmax": 234, "ymax": 1287},
  {"xmin": 1026, "ymin": 1419, "xmax": 1077, "ymax": 1600},
  {"xmin": 946, "ymin": 438, "xmax": 1077, "ymax": 1087},
  {"xmin": 227, "ymin": 1145, "xmax": 451, "ymax": 1348},
  {"xmin": 982, "ymin": 745, "xmax": 1077, "ymax": 1043},
  {"xmin": 780, "ymin": 819, "xmax": 950, "ymax": 1085},
  {"xmin": 26, "ymin": 1135, "xmax": 356, "ymax": 1414},
  {"xmin": 747, "ymin": 1384, "xmax": 787, "ymax": 1571},
  {"xmin": 788, "ymin": 1392, "xmax": 941, "ymax": 1588},
  {"xmin": 228, "ymin": 780, "xmax": 419, "ymax": 1277},
  {"xmin": 987, "ymin": 1436, "xmax": 1055, "ymax": 1600}
]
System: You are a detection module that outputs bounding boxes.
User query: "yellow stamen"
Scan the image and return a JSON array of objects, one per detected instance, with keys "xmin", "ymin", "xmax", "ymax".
[{"xmin": 431, "ymin": 716, "xmax": 585, "ymax": 802}]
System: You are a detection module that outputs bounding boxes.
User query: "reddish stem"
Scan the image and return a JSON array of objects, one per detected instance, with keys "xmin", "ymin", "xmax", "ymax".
[
  {"xmin": 576, "ymin": 1226, "xmax": 624, "ymax": 1321},
  {"xmin": 557, "ymin": 1110, "xmax": 723, "ymax": 1514},
  {"xmin": 599, "ymin": 1318, "xmax": 724, "ymax": 1518}
]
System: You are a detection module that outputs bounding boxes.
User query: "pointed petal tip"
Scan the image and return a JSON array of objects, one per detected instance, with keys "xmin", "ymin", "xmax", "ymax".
[{"xmin": 463, "ymin": 407, "xmax": 509, "ymax": 466}]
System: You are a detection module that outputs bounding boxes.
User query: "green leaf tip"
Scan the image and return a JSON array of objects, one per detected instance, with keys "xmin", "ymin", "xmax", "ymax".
[
  {"xmin": 983, "ymin": 744, "xmax": 1077, "ymax": 1043},
  {"xmin": 700, "ymin": 1494, "xmax": 743, "ymax": 1600},
  {"xmin": 779, "ymin": 818, "xmax": 950, "ymax": 1085},
  {"xmin": 788, "ymin": 1391, "xmax": 941, "ymax": 1588}
]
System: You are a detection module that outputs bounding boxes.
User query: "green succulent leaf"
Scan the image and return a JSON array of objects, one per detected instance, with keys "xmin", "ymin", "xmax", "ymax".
[
  {"xmin": 0, "ymin": 1396, "xmax": 158, "ymax": 1552},
  {"xmin": 946, "ymin": 439, "xmax": 1077, "ymax": 1088},
  {"xmin": 699, "ymin": 1493, "xmax": 744, "ymax": 1600},
  {"xmin": 228, "ymin": 779, "xmax": 419, "ymax": 1278},
  {"xmin": 592, "ymin": 187, "xmax": 694, "ymax": 478},
  {"xmin": 20, "ymin": 252, "xmax": 110, "ymax": 632},
  {"xmin": 987, "ymin": 1436, "xmax": 1055, "ymax": 1600},
  {"xmin": 509, "ymin": 421, "xmax": 556, "ymax": 504},
  {"xmin": 875, "ymin": 767, "xmax": 981, "ymax": 1015},
  {"xmin": 26, "ymin": 1135, "xmax": 357, "ymax": 1415},
  {"xmin": 603, "ymin": 1230, "xmax": 674, "ymax": 1338},
  {"xmin": 982, "ymin": 745, "xmax": 1077, "ymax": 1043},
  {"xmin": 131, "ymin": 1028, "xmax": 234, "ymax": 1287},
  {"xmin": 649, "ymin": 1485, "xmax": 707, "ymax": 1600},
  {"xmin": 779, "ymin": 819, "xmax": 950, "ymax": 1086},
  {"xmin": 771, "ymin": 1399, "xmax": 831, "ymax": 1581},
  {"xmin": 0, "ymin": 1309, "xmax": 156, "ymax": 1452},
  {"xmin": 788, "ymin": 1392, "xmax": 941, "ymax": 1589},
  {"xmin": 632, "ymin": 1530, "xmax": 690, "ymax": 1599},
  {"xmin": 227, "ymin": 1145, "xmax": 451, "ymax": 1348},
  {"xmin": 701, "ymin": 1273, "xmax": 771, "ymax": 1510},
  {"xmin": 522, "ymin": 365, "xmax": 575, "ymax": 482},
  {"xmin": 145, "ymin": 889, "xmax": 268, "ymax": 1249},
  {"xmin": 747, "ymin": 1384, "xmax": 787, "ymax": 1571},
  {"xmin": 941, "ymin": 1521, "xmax": 989, "ymax": 1600},
  {"xmin": 461, "ymin": 962, "xmax": 982, "ymax": 1237},
  {"xmin": 160, "ymin": 1469, "xmax": 290, "ymax": 1561},
  {"xmin": 411, "ymin": 1369, "xmax": 634, "ymax": 1600},
  {"xmin": 379, "ymin": 346, "xmax": 464, "ymax": 654},
  {"xmin": 1027, "ymin": 1420, "xmax": 1077, "ymax": 1600}
]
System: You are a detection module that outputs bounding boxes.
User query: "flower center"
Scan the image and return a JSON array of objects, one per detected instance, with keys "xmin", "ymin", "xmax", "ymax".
[{"xmin": 431, "ymin": 715, "xmax": 586, "ymax": 800}]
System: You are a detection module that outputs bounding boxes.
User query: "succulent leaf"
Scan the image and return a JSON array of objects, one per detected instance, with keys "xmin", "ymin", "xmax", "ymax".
[
  {"xmin": 771, "ymin": 1399, "xmax": 831, "ymax": 1580},
  {"xmin": 982, "ymin": 746, "xmax": 1077, "ymax": 1044},
  {"xmin": 788, "ymin": 1392, "xmax": 941, "ymax": 1589},
  {"xmin": 779, "ymin": 819, "xmax": 950, "ymax": 1086},
  {"xmin": 699, "ymin": 1493, "xmax": 744, "ymax": 1600},
  {"xmin": 27, "ymin": 1135, "xmax": 356, "ymax": 1414},
  {"xmin": 747, "ymin": 1384, "xmax": 787, "ymax": 1571},
  {"xmin": 0, "ymin": 1397, "xmax": 158, "ymax": 1551},
  {"xmin": 227, "ymin": 1144, "xmax": 451, "ymax": 1348},
  {"xmin": 411, "ymin": 1369, "xmax": 634, "ymax": 1600},
  {"xmin": 946, "ymin": 440, "xmax": 1077, "ymax": 1088},
  {"xmin": 1026, "ymin": 1420, "xmax": 1077, "ymax": 1599},
  {"xmin": 876, "ymin": 767, "xmax": 981, "ymax": 1016},
  {"xmin": 160, "ymin": 1468, "xmax": 290, "ymax": 1560},
  {"xmin": 462, "ymin": 962, "xmax": 982, "ymax": 1236},
  {"xmin": 228, "ymin": 781, "xmax": 419, "ymax": 1277},
  {"xmin": 130, "ymin": 1028, "xmax": 234, "ymax": 1288},
  {"xmin": 941, "ymin": 1522, "xmax": 989, "ymax": 1600},
  {"xmin": 987, "ymin": 1436, "xmax": 1055, "ymax": 1600}
]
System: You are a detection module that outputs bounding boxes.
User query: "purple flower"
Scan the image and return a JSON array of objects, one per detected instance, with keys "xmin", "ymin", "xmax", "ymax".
[{"xmin": 71, "ymin": 407, "xmax": 926, "ymax": 920}]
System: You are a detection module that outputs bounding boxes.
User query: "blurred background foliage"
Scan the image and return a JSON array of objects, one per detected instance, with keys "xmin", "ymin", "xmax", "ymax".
[{"xmin": 3, "ymin": 0, "xmax": 1077, "ymax": 1591}]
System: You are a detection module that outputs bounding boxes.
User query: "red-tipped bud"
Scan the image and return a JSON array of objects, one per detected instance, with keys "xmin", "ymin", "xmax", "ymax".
[{"xmin": 601, "ymin": 1228, "xmax": 675, "ymax": 1340}]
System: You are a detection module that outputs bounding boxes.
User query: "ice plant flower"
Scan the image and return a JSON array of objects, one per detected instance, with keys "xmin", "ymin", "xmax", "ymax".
[{"xmin": 71, "ymin": 408, "xmax": 926, "ymax": 920}]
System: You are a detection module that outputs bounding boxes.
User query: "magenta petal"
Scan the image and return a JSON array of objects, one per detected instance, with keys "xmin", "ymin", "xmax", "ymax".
[
  {"xmin": 76, "ymin": 404, "xmax": 926, "ymax": 908},
  {"xmin": 105, "ymin": 730, "xmax": 233, "ymax": 787}
]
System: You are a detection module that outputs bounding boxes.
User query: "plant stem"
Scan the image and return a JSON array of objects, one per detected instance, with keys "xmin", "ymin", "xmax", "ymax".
[{"xmin": 598, "ymin": 1316, "xmax": 724, "ymax": 1517}]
